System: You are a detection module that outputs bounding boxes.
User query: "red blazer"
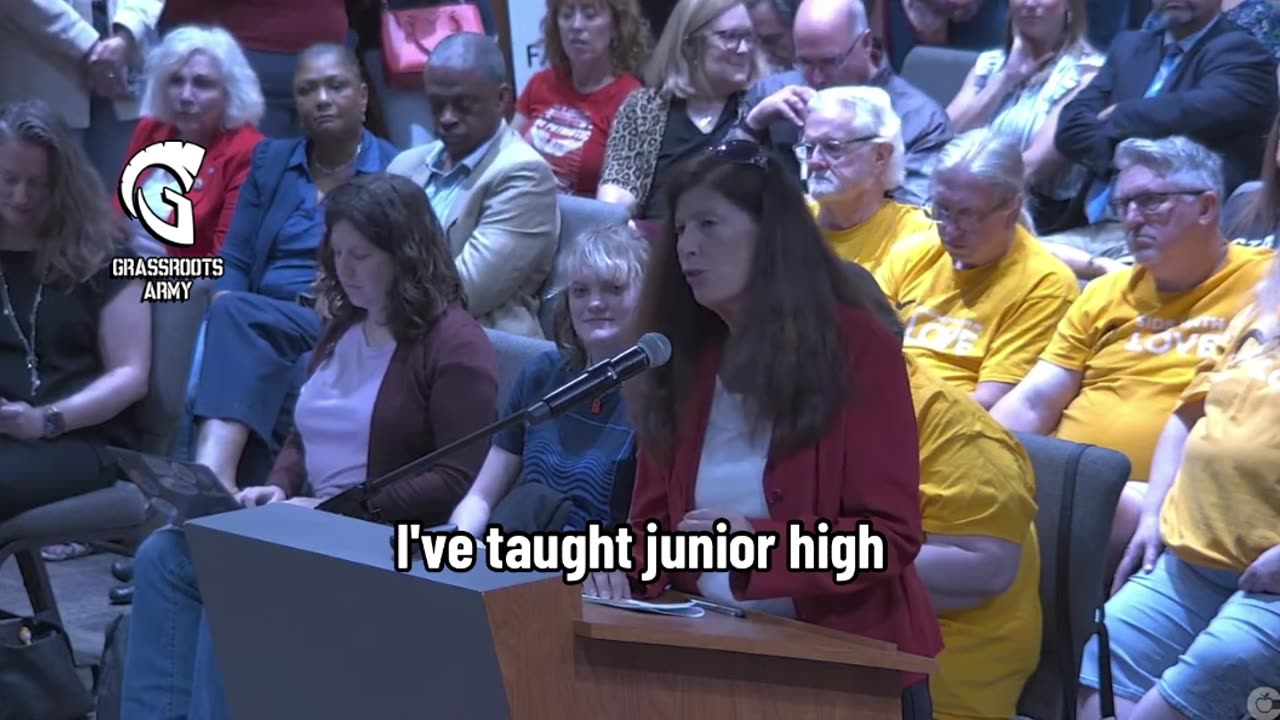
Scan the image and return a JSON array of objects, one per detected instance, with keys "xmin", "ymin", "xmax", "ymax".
[
  {"xmin": 117, "ymin": 117, "xmax": 263, "ymax": 257},
  {"xmin": 627, "ymin": 304, "xmax": 943, "ymax": 689}
]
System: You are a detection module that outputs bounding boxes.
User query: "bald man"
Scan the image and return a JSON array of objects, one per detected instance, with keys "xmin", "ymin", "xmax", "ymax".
[
  {"xmin": 388, "ymin": 33, "xmax": 559, "ymax": 339},
  {"xmin": 732, "ymin": 0, "xmax": 951, "ymax": 205}
]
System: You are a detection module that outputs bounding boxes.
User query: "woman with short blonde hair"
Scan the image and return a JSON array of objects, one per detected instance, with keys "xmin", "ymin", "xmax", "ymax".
[
  {"xmin": 597, "ymin": 0, "xmax": 765, "ymax": 220},
  {"xmin": 451, "ymin": 223, "xmax": 651, "ymax": 536}
]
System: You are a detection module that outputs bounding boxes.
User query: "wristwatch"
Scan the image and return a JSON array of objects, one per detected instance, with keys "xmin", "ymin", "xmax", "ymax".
[{"xmin": 42, "ymin": 406, "xmax": 66, "ymax": 439}]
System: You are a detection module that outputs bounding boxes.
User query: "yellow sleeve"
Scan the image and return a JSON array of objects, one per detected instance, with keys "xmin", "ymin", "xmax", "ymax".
[
  {"xmin": 919, "ymin": 429, "xmax": 1038, "ymax": 543},
  {"xmin": 980, "ymin": 293, "xmax": 1078, "ymax": 385},
  {"xmin": 1178, "ymin": 302, "xmax": 1257, "ymax": 406},
  {"xmin": 874, "ymin": 241, "xmax": 908, "ymax": 308},
  {"xmin": 1040, "ymin": 282, "xmax": 1108, "ymax": 372}
]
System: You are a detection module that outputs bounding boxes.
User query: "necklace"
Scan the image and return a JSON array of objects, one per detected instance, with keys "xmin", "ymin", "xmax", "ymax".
[
  {"xmin": 0, "ymin": 258, "xmax": 44, "ymax": 396},
  {"xmin": 311, "ymin": 140, "xmax": 363, "ymax": 176}
]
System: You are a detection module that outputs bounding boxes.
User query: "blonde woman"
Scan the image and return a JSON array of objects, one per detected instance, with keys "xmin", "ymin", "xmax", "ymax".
[
  {"xmin": 596, "ymin": 0, "xmax": 765, "ymax": 220},
  {"xmin": 947, "ymin": 0, "xmax": 1102, "ymax": 233},
  {"xmin": 451, "ymin": 224, "xmax": 650, "ymax": 535}
]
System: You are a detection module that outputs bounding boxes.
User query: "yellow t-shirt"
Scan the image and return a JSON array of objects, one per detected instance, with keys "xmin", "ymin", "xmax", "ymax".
[
  {"xmin": 877, "ymin": 225, "xmax": 1079, "ymax": 393},
  {"xmin": 812, "ymin": 199, "xmax": 935, "ymax": 274},
  {"xmin": 1041, "ymin": 244, "xmax": 1273, "ymax": 480},
  {"xmin": 908, "ymin": 356, "xmax": 1042, "ymax": 720},
  {"xmin": 1161, "ymin": 302, "xmax": 1280, "ymax": 572}
]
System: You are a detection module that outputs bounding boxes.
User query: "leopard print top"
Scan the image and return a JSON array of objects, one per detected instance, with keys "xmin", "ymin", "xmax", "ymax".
[{"xmin": 598, "ymin": 88, "xmax": 671, "ymax": 210}]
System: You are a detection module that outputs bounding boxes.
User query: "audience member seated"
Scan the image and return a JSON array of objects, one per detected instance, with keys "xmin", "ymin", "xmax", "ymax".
[
  {"xmin": 117, "ymin": 25, "xmax": 266, "ymax": 258},
  {"xmin": 877, "ymin": 128, "xmax": 1079, "ymax": 409},
  {"xmin": 905, "ymin": 354, "xmax": 1041, "ymax": 720},
  {"xmin": 734, "ymin": 0, "xmax": 953, "ymax": 204},
  {"xmin": 990, "ymin": 136, "xmax": 1273, "ymax": 576},
  {"xmin": 596, "ymin": 0, "xmax": 766, "ymax": 221},
  {"xmin": 744, "ymin": 0, "xmax": 800, "ymax": 70},
  {"xmin": 582, "ymin": 139, "xmax": 942, "ymax": 720},
  {"xmin": 1077, "ymin": 263, "xmax": 1280, "ymax": 720},
  {"xmin": 1144, "ymin": 0, "xmax": 1280, "ymax": 63},
  {"xmin": 803, "ymin": 86, "xmax": 934, "ymax": 272},
  {"xmin": 512, "ymin": 0, "xmax": 650, "ymax": 197},
  {"xmin": 1046, "ymin": 0, "xmax": 1277, "ymax": 277},
  {"xmin": 451, "ymin": 224, "xmax": 649, "ymax": 536},
  {"xmin": 120, "ymin": 173, "xmax": 499, "ymax": 720},
  {"xmin": 0, "ymin": 99, "xmax": 149, "ymax": 526},
  {"xmin": 0, "ymin": 0, "xmax": 161, "ymax": 186},
  {"xmin": 157, "ymin": 0, "xmax": 352, "ymax": 138},
  {"xmin": 188, "ymin": 43, "xmax": 399, "ymax": 492},
  {"xmin": 1222, "ymin": 111, "xmax": 1280, "ymax": 248},
  {"xmin": 947, "ymin": 0, "xmax": 1104, "ymax": 233},
  {"xmin": 874, "ymin": 0, "xmax": 1010, "ymax": 71},
  {"xmin": 388, "ymin": 33, "xmax": 559, "ymax": 339}
]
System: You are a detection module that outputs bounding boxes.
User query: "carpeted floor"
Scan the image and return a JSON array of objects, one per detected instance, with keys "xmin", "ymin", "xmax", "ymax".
[{"xmin": 0, "ymin": 550, "xmax": 128, "ymax": 669}]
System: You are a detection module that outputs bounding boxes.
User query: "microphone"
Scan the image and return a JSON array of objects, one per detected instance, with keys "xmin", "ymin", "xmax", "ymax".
[
  {"xmin": 525, "ymin": 333, "xmax": 672, "ymax": 424},
  {"xmin": 317, "ymin": 332, "xmax": 672, "ymax": 523}
]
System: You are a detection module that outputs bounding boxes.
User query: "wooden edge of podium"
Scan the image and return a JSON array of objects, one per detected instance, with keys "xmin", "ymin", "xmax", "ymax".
[{"xmin": 573, "ymin": 595, "xmax": 937, "ymax": 676}]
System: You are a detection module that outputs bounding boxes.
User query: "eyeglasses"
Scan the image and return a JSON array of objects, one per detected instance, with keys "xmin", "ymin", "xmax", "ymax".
[
  {"xmin": 795, "ymin": 135, "xmax": 880, "ymax": 163},
  {"xmin": 712, "ymin": 140, "xmax": 769, "ymax": 169},
  {"xmin": 794, "ymin": 31, "xmax": 867, "ymax": 74},
  {"xmin": 703, "ymin": 29, "xmax": 757, "ymax": 52},
  {"xmin": 922, "ymin": 200, "xmax": 1010, "ymax": 230},
  {"xmin": 1108, "ymin": 190, "xmax": 1209, "ymax": 218}
]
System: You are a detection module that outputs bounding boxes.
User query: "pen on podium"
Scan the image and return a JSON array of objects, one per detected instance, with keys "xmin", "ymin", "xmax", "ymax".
[{"xmin": 690, "ymin": 598, "xmax": 746, "ymax": 618}]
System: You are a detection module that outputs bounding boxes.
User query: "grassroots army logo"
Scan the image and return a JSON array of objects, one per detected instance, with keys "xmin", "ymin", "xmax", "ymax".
[
  {"xmin": 117, "ymin": 140, "xmax": 208, "ymax": 249},
  {"xmin": 112, "ymin": 141, "xmax": 223, "ymax": 302}
]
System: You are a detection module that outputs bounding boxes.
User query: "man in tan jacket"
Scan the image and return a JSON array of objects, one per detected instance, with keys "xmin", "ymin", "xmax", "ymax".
[
  {"xmin": 0, "ymin": 0, "xmax": 162, "ymax": 184},
  {"xmin": 388, "ymin": 33, "xmax": 560, "ymax": 340}
]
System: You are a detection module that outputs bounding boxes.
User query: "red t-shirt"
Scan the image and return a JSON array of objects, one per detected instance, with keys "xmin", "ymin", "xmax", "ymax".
[
  {"xmin": 160, "ymin": 0, "xmax": 348, "ymax": 54},
  {"xmin": 515, "ymin": 68, "xmax": 641, "ymax": 197}
]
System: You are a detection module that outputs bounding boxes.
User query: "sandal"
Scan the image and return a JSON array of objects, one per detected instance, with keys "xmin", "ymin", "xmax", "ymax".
[{"xmin": 40, "ymin": 542, "xmax": 98, "ymax": 562}]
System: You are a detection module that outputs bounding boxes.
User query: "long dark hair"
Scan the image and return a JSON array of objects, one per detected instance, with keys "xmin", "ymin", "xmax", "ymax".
[
  {"xmin": 629, "ymin": 140, "xmax": 874, "ymax": 460},
  {"xmin": 0, "ymin": 100, "xmax": 127, "ymax": 286},
  {"xmin": 314, "ymin": 173, "xmax": 466, "ymax": 357}
]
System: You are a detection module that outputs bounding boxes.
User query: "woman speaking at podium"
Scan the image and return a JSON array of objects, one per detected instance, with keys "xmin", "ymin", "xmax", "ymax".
[
  {"xmin": 582, "ymin": 140, "xmax": 942, "ymax": 718},
  {"xmin": 121, "ymin": 173, "xmax": 499, "ymax": 719}
]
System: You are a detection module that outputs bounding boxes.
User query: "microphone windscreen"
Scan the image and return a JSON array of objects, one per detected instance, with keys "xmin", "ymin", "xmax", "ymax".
[{"xmin": 638, "ymin": 333, "xmax": 673, "ymax": 367}]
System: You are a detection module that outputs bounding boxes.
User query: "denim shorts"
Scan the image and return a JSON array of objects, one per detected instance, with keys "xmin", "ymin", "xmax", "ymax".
[{"xmin": 1079, "ymin": 550, "xmax": 1280, "ymax": 720}]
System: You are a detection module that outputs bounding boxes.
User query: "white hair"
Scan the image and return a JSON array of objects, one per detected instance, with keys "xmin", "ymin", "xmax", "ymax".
[
  {"xmin": 933, "ymin": 127, "xmax": 1034, "ymax": 228},
  {"xmin": 1113, "ymin": 136, "xmax": 1224, "ymax": 200},
  {"xmin": 140, "ymin": 25, "xmax": 265, "ymax": 130},
  {"xmin": 806, "ymin": 85, "xmax": 905, "ymax": 193}
]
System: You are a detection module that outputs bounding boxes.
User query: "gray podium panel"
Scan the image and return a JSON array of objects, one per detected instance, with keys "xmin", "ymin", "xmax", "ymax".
[{"xmin": 186, "ymin": 504, "xmax": 563, "ymax": 720}]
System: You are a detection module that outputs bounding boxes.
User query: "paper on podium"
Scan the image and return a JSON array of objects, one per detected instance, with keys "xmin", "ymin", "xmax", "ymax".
[{"xmin": 583, "ymin": 596, "xmax": 706, "ymax": 618}]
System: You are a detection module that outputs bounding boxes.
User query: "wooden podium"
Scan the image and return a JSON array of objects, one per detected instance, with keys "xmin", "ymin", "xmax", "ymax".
[{"xmin": 186, "ymin": 505, "xmax": 934, "ymax": 720}]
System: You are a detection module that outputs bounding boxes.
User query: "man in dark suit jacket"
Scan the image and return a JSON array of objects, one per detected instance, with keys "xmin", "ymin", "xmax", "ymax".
[{"xmin": 1047, "ymin": 0, "xmax": 1277, "ymax": 267}]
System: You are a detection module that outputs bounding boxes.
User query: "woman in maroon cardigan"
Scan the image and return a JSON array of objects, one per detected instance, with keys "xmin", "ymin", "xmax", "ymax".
[
  {"xmin": 583, "ymin": 140, "xmax": 942, "ymax": 717},
  {"xmin": 121, "ymin": 172, "xmax": 498, "ymax": 719}
]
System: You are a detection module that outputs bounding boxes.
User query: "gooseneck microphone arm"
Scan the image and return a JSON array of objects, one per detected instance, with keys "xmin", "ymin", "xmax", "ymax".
[{"xmin": 316, "ymin": 333, "xmax": 672, "ymax": 523}]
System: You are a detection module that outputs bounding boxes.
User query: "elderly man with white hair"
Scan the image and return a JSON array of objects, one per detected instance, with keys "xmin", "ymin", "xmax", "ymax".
[
  {"xmin": 991, "ymin": 135, "xmax": 1274, "ymax": 582},
  {"xmin": 732, "ymin": 0, "xmax": 952, "ymax": 203},
  {"xmin": 804, "ymin": 86, "xmax": 934, "ymax": 273}
]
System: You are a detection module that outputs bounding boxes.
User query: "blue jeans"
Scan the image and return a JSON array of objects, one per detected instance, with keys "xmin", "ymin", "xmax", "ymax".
[{"xmin": 120, "ymin": 527, "xmax": 231, "ymax": 720}]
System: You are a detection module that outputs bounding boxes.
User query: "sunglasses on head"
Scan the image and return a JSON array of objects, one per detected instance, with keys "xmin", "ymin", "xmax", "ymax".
[{"xmin": 711, "ymin": 140, "xmax": 768, "ymax": 169}]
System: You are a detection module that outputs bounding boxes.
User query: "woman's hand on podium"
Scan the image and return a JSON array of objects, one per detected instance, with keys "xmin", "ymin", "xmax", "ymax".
[
  {"xmin": 285, "ymin": 497, "xmax": 322, "ymax": 508},
  {"xmin": 237, "ymin": 486, "xmax": 285, "ymax": 508},
  {"xmin": 582, "ymin": 571, "xmax": 631, "ymax": 600}
]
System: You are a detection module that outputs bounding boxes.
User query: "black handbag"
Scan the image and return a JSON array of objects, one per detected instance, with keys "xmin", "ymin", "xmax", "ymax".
[{"xmin": 0, "ymin": 613, "xmax": 95, "ymax": 720}]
